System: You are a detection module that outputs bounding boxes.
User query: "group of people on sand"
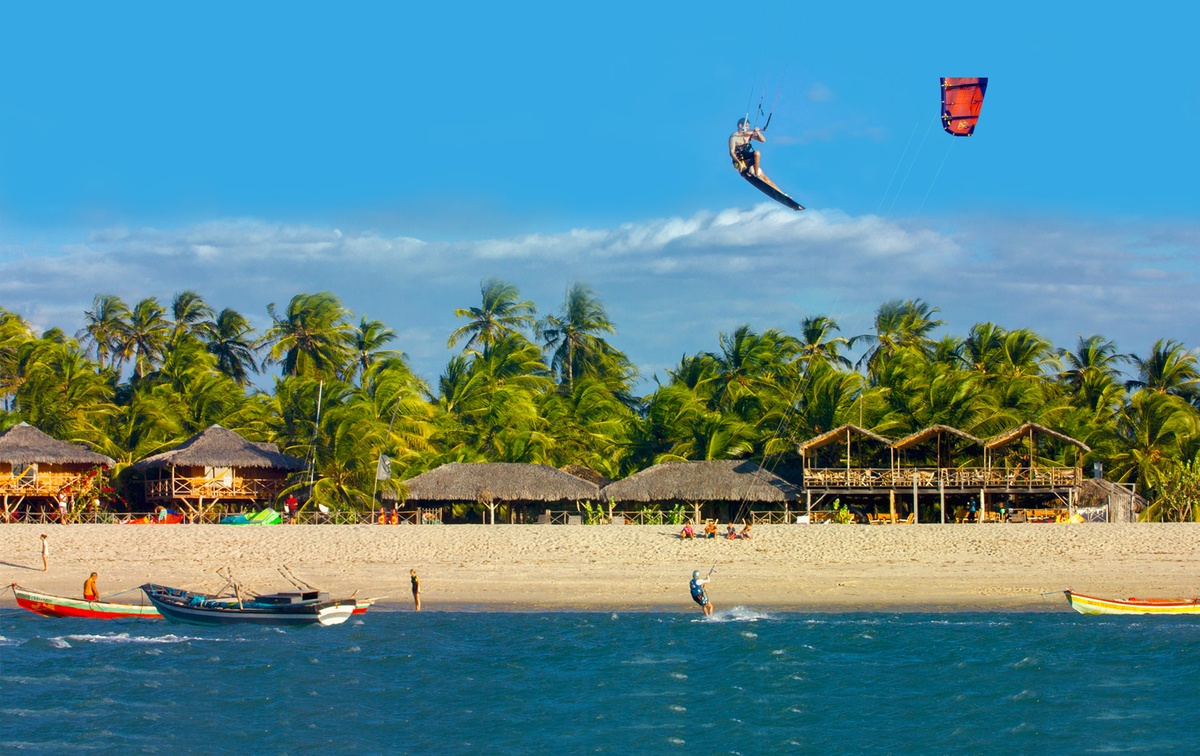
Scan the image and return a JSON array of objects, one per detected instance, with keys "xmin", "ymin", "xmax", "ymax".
[{"xmin": 679, "ymin": 520, "xmax": 751, "ymax": 540}]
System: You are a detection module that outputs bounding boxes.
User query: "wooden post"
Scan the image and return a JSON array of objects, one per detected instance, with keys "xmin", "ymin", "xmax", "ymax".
[
  {"xmin": 979, "ymin": 487, "xmax": 986, "ymax": 525},
  {"xmin": 939, "ymin": 476, "xmax": 945, "ymax": 524},
  {"xmin": 806, "ymin": 489, "xmax": 812, "ymax": 518},
  {"xmin": 911, "ymin": 477, "xmax": 917, "ymax": 520}
]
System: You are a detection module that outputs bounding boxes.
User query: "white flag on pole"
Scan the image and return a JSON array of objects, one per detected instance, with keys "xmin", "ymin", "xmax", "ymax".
[{"xmin": 375, "ymin": 454, "xmax": 392, "ymax": 481}]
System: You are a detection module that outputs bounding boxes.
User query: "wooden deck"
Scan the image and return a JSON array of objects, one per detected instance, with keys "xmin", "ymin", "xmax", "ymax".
[
  {"xmin": 802, "ymin": 465, "xmax": 1079, "ymax": 491},
  {"xmin": 144, "ymin": 475, "xmax": 288, "ymax": 502}
]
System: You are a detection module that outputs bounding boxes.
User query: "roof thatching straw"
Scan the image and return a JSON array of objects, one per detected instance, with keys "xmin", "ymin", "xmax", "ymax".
[
  {"xmin": 984, "ymin": 422, "xmax": 1090, "ymax": 452},
  {"xmin": 603, "ymin": 460, "xmax": 800, "ymax": 503},
  {"xmin": 384, "ymin": 462, "xmax": 601, "ymax": 502},
  {"xmin": 0, "ymin": 422, "xmax": 115, "ymax": 467},
  {"xmin": 132, "ymin": 425, "xmax": 306, "ymax": 471},
  {"xmin": 891, "ymin": 424, "xmax": 983, "ymax": 450},
  {"xmin": 797, "ymin": 424, "xmax": 892, "ymax": 455},
  {"xmin": 559, "ymin": 464, "xmax": 614, "ymax": 487}
]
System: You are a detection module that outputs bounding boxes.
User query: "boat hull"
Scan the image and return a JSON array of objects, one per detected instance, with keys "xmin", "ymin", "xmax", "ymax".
[
  {"xmin": 12, "ymin": 584, "xmax": 161, "ymax": 620},
  {"xmin": 141, "ymin": 584, "xmax": 357, "ymax": 627},
  {"xmin": 1065, "ymin": 590, "xmax": 1200, "ymax": 615}
]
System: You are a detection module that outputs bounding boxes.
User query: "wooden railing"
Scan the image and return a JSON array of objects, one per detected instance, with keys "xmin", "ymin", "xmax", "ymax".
[
  {"xmin": 0, "ymin": 471, "xmax": 100, "ymax": 497},
  {"xmin": 804, "ymin": 466, "xmax": 1079, "ymax": 489},
  {"xmin": 144, "ymin": 476, "xmax": 288, "ymax": 501}
]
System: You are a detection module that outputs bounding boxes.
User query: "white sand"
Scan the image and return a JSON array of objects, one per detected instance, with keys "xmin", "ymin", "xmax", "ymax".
[{"xmin": 3, "ymin": 523, "xmax": 1199, "ymax": 612}]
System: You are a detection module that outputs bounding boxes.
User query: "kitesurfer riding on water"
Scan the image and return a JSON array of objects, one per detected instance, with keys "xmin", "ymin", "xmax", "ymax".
[{"xmin": 690, "ymin": 569, "xmax": 714, "ymax": 617}]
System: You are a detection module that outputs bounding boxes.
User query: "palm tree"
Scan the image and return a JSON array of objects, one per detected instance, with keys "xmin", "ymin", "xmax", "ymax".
[
  {"xmin": 121, "ymin": 298, "xmax": 172, "ymax": 381},
  {"xmin": 262, "ymin": 292, "xmax": 355, "ymax": 380},
  {"xmin": 348, "ymin": 317, "xmax": 400, "ymax": 384},
  {"xmin": 857, "ymin": 299, "xmax": 945, "ymax": 380},
  {"xmin": 79, "ymin": 294, "xmax": 131, "ymax": 373},
  {"xmin": 447, "ymin": 278, "xmax": 537, "ymax": 353},
  {"xmin": 204, "ymin": 308, "xmax": 261, "ymax": 386},
  {"xmin": 797, "ymin": 315, "xmax": 855, "ymax": 369},
  {"xmin": 170, "ymin": 290, "xmax": 216, "ymax": 346},
  {"xmin": 1127, "ymin": 339, "xmax": 1200, "ymax": 401},
  {"xmin": 537, "ymin": 283, "xmax": 620, "ymax": 391}
]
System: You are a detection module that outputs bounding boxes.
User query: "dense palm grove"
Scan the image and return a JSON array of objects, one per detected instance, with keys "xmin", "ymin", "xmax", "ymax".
[{"xmin": 2, "ymin": 281, "xmax": 1198, "ymax": 520}]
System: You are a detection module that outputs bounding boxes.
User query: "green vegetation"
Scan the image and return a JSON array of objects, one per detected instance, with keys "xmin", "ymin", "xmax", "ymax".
[{"xmin": 4, "ymin": 289, "xmax": 1199, "ymax": 520}]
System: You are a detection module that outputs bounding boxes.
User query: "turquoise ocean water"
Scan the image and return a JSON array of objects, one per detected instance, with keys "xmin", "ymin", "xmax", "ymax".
[{"xmin": 1, "ymin": 606, "xmax": 1196, "ymax": 753}]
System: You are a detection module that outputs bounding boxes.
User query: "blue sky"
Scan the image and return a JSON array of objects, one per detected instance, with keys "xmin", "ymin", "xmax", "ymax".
[{"xmin": 1, "ymin": 1, "xmax": 1198, "ymax": 389}]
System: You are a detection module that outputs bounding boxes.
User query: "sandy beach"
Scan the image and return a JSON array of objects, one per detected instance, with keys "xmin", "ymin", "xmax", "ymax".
[{"xmin": 3, "ymin": 523, "xmax": 1199, "ymax": 612}]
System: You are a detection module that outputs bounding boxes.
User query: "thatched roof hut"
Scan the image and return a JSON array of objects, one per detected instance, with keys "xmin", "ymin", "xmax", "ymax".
[
  {"xmin": 603, "ymin": 460, "xmax": 799, "ymax": 503},
  {"xmin": 132, "ymin": 425, "xmax": 305, "ymax": 472},
  {"xmin": 0, "ymin": 422, "xmax": 114, "ymax": 467},
  {"xmin": 384, "ymin": 462, "xmax": 601, "ymax": 503}
]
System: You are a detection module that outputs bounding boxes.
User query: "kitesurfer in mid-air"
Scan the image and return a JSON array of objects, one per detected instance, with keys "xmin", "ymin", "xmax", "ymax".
[
  {"xmin": 729, "ymin": 118, "xmax": 783, "ymax": 193},
  {"xmin": 690, "ymin": 569, "xmax": 714, "ymax": 616}
]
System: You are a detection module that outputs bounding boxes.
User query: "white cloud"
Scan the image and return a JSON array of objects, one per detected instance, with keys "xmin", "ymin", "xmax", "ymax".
[{"xmin": 1, "ymin": 207, "xmax": 1197, "ymax": 390}]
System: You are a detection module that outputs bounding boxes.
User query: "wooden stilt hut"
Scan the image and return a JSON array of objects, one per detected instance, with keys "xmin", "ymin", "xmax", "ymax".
[
  {"xmin": 132, "ymin": 425, "xmax": 305, "ymax": 522},
  {"xmin": 0, "ymin": 423, "xmax": 115, "ymax": 521},
  {"xmin": 385, "ymin": 463, "xmax": 601, "ymax": 524},
  {"xmin": 890, "ymin": 425, "xmax": 984, "ymax": 523},
  {"xmin": 602, "ymin": 460, "xmax": 799, "ymax": 524}
]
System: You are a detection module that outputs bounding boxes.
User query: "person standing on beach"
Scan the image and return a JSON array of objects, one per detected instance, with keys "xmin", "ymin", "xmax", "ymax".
[
  {"xmin": 690, "ymin": 570, "xmax": 713, "ymax": 616},
  {"xmin": 83, "ymin": 572, "xmax": 99, "ymax": 601},
  {"xmin": 40, "ymin": 533, "xmax": 49, "ymax": 571},
  {"xmin": 410, "ymin": 568, "xmax": 421, "ymax": 611}
]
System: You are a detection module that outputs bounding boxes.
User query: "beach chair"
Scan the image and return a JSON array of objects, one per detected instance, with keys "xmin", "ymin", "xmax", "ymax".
[
  {"xmin": 567, "ymin": 515, "xmax": 582, "ymax": 525},
  {"xmin": 537, "ymin": 510, "xmax": 552, "ymax": 524}
]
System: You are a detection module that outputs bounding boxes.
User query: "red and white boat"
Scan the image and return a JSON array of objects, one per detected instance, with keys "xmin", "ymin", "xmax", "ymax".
[
  {"xmin": 1064, "ymin": 589, "xmax": 1200, "ymax": 616},
  {"xmin": 12, "ymin": 583, "xmax": 162, "ymax": 620}
]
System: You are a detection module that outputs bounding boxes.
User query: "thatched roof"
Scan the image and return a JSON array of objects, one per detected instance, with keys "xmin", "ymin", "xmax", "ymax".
[
  {"xmin": 384, "ymin": 462, "xmax": 601, "ymax": 503},
  {"xmin": 984, "ymin": 422, "xmax": 1090, "ymax": 453},
  {"xmin": 0, "ymin": 422, "xmax": 115, "ymax": 467},
  {"xmin": 603, "ymin": 460, "xmax": 800, "ymax": 503},
  {"xmin": 559, "ymin": 464, "xmax": 614, "ymax": 487},
  {"xmin": 892, "ymin": 424, "xmax": 983, "ymax": 450},
  {"xmin": 797, "ymin": 424, "xmax": 892, "ymax": 455},
  {"xmin": 132, "ymin": 425, "xmax": 306, "ymax": 471}
]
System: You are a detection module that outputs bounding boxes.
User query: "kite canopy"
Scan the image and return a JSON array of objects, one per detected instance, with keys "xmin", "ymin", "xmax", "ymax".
[{"xmin": 940, "ymin": 77, "xmax": 988, "ymax": 137}]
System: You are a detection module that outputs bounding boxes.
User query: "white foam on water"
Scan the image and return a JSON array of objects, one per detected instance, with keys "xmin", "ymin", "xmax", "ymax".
[
  {"xmin": 54, "ymin": 632, "xmax": 213, "ymax": 645},
  {"xmin": 49, "ymin": 638, "xmax": 70, "ymax": 649},
  {"xmin": 701, "ymin": 606, "xmax": 771, "ymax": 622}
]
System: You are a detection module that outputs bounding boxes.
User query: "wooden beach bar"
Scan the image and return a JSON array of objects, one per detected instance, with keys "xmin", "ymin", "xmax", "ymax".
[{"xmin": 797, "ymin": 422, "xmax": 1092, "ymax": 523}]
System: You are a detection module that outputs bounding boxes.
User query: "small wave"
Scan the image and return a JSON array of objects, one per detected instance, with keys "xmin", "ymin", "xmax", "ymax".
[
  {"xmin": 50, "ymin": 638, "xmax": 70, "ymax": 649},
  {"xmin": 54, "ymin": 633, "xmax": 213, "ymax": 645},
  {"xmin": 668, "ymin": 704, "xmax": 686, "ymax": 712},
  {"xmin": 703, "ymin": 606, "xmax": 771, "ymax": 622}
]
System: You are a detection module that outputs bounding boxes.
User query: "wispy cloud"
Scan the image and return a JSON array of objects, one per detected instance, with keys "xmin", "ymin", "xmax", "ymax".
[{"xmin": 1, "ymin": 208, "xmax": 1197, "ymax": 389}]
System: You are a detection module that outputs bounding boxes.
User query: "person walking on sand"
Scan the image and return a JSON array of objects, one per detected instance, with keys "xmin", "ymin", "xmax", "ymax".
[
  {"xmin": 690, "ymin": 569, "xmax": 713, "ymax": 616},
  {"xmin": 40, "ymin": 533, "xmax": 49, "ymax": 571},
  {"xmin": 83, "ymin": 572, "xmax": 99, "ymax": 601},
  {"xmin": 410, "ymin": 568, "xmax": 421, "ymax": 611}
]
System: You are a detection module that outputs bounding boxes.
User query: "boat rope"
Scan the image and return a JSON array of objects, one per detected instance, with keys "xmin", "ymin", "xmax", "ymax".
[{"xmin": 97, "ymin": 586, "xmax": 142, "ymax": 601}]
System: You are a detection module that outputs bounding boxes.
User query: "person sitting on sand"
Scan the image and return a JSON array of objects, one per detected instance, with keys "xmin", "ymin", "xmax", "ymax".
[
  {"xmin": 704, "ymin": 520, "xmax": 717, "ymax": 539},
  {"xmin": 680, "ymin": 523, "xmax": 695, "ymax": 539},
  {"xmin": 740, "ymin": 522, "xmax": 752, "ymax": 539},
  {"xmin": 725, "ymin": 524, "xmax": 738, "ymax": 540},
  {"xmin": 83, "ymin": 572, "xmax": 99, "ymax": 601}
]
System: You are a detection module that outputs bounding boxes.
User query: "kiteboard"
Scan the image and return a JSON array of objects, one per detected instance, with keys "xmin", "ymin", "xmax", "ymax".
[{"xmin": 741, "ymin": 172, "xmax": 804, "ymax": 211}]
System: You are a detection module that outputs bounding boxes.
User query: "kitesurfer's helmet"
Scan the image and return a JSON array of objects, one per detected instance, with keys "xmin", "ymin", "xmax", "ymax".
[
  {"xmin": 737, "ymin": 117, "xmax": 750, "ymax": 131},
  {"xmin": 693, "ymin": 570, "xmax": 700, "ymax": 579}
]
